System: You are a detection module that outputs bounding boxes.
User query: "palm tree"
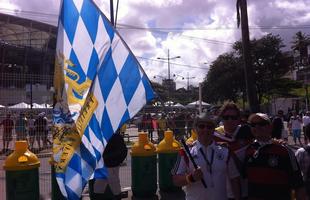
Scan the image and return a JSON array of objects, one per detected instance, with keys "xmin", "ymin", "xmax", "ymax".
[{"xmin": 291, "ymin": 31, "xmax": 310, "ymax": 67}]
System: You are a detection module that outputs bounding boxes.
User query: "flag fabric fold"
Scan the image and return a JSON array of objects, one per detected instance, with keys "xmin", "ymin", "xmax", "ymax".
[{"xmin": 52, "ymin": 0, "xmax": 155, "ymax": 199}]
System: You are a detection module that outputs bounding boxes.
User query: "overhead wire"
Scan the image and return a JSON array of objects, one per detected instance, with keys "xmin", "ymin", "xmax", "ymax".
[{"xmin": 136, "ymin": 56, "xmax": 210, "ymax": 70}]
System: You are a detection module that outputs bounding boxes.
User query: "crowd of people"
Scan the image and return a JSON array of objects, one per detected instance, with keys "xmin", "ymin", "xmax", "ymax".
[
  {"xmin": 3, "ymin": 103, "xmax": 310, "ymax": 199},
  {"xmin": 136, "ymin": 112, "xmax": 195, "ymax": 143},
  {"xmin": 170, "ymin": 102, "xmax": 310, "ymax": 200},
  {"xmin": 0, "ymin": 111, "xmax": 51, "ymax": 153}
]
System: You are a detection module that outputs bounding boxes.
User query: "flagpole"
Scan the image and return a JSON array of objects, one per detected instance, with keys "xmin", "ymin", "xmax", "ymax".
[
  {"xmin": 110, "ymin": 0, "xmax": 114, "ymax": 26},
  {"xmin": 199, "ymin": 83, "xmax": 202, "ymax": 115}
]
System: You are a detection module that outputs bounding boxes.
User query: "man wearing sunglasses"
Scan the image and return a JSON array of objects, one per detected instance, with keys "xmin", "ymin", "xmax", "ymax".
[
  {"xmin": 244, "ymin": 113, "xmax": 306, "ymax": 200},
  {"xmin": 172, "ymin": 113, "xmax": 241, "ymax": 200},
  {"xmin": 214, "ymin": 102, "xmax": 253, "ymax": 200}
]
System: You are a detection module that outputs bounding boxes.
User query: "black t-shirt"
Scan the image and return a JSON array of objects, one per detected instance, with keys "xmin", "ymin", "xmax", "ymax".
[
  {"xmin": 103, "ymin": 133, "xmax": 128, "ymax": 168},
  {"xmin": 244, "ymin": 142, "xmax": 304, "ymax": 200}
]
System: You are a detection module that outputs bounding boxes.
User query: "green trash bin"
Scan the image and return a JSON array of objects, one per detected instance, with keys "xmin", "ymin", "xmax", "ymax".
[
  {"xmin": 131, "ymin": 132, "xmax": 157, "ymax": 198},
  {"xmin": 3, "ymin": 141, "xmax": 40, "ymax": 200},
  {"xmin": 157, "ymin": 130, "xmax": 182, "ymax": 192}
]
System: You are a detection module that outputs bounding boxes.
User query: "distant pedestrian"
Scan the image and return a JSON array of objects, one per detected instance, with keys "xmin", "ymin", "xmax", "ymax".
[
  {"xmin": 157, "ymin": 114, "xmax": 167, "ymax": 142},
  {"xmin": 0, "ymin": 114, "xmax": 14, "ymax": 152},
  {"xmin": 303, "ymin": 111, "xmax": 310, "ymax": 145},
  {"xmin": 34, "ymin": 112, "xmax": 48, "ymax": 150},
  {"xmin": 145, "ymin": 114, "xmax": 154, "ymax": 141},
  {"xmin": 271, "ymin": 110, "xmax": 285, "ymax": 140},
  {"xmin": 27, "ymin": 114, "xmax": 36, "ymax": 149},
  {"xmin": 174, "ymin": 112, "xmax": 186, "ymax": 141},
  {"xmin": 288, "ymin": 111, "xmax": 303, "ymax": 145},
  {"xmin": 186, "ymin": 113, "xmax": 194, "ymax": 137},
  {"xmin": 15, "ymin": 112, "xmax": 27, "ymax": 140}
]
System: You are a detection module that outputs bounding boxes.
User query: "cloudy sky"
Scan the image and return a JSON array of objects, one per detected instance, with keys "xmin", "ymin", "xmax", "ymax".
[{"xmin": 0, "ymin": 0, "xmax": 309, "ymax": 89}]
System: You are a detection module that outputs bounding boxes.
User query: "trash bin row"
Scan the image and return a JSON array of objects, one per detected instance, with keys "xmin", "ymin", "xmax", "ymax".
[
  {"xmin": 2, "ymin": 129, "xmax": 198, "ymax": 200},
  {"xmin": 131, "ymin": 129, "xmax": 197, "ymax": 198}
]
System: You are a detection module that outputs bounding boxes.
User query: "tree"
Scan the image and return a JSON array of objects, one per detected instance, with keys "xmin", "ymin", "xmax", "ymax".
[
  {"xmin": 202, "ymin": 53, "xmax": 245, "ymax": 103},
  {"xmin": 203, "ymin": 34, "xmax": 301, "ymax": 105},
  {"xmin": 291, "ymin": 31, "xmax": 310, "ymax": 67},
  {"xmin": 235, "ymin": 34, "xmax": 299, "ymax": 104}
]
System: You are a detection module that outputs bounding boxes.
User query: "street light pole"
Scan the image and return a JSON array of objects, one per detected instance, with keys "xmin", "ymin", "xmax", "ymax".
[
  {"xmin": 168, "ymin": 49, "xmax": 170, "ymax": 80},
  {"xmin": 157, "ymin": 49, "xmax": 181, "ymax": 102}
]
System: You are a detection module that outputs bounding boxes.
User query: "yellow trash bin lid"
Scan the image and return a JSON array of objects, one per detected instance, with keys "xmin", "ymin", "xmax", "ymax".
[
  {"xmin": 131, "ymin": 132, "xmax": 156, "ymax": 156},
  {"xmin": 3, "ymin": 141, "xmax": 40, "ymax": 171},
  {"xmin": 157, "ymin": 129, "xmax": 181, "ymax": 153}
]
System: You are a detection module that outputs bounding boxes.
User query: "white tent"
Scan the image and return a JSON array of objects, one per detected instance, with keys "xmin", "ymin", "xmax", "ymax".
[
  {"xmin": 173, "ymin": 103, "xmax": 185, "ymax": 108},
  {"xmin": 8, "ymin": 102, "xmax": 30, "ymax": 108},
  {"xmin": 40, "ymin": 103, "xmax": 52, "ymax": 108},
  {"xmin": 32, "ymin": 103, "xmax": 45, "ymax": 108},
  {"xmin": 0, "ymin": 105, "xmax": 5, "ymax": 108},
  {"xmin": 186, "ymin": 100, "xmax": 211, "ymax": 108}
]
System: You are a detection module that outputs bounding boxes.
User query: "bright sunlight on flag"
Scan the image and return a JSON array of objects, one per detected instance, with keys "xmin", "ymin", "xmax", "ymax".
[{"xmin": 52, "ymin": 0, "xmax": 155, "ymax": 199}]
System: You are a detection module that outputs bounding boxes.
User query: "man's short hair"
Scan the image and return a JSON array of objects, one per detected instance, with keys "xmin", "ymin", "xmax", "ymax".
[
  {"xmin": 218, "ymin": 102, "xmax": 240, "ymax": 117},
  {"xmin": 248, "ymin": 113, "xmax": 271, "ymax": 124}
]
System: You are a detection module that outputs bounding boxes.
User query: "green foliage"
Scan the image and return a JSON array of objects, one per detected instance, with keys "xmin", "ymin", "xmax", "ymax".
[
  {"xmin": 203, "ymin": 53, "xmax": 244, "ymax": 103},
  {"xmin": 291, "ymin": 31, "xmax": 310, "ymax": 65},
  {"xmin": 203, "ymin": 33, "xmax": 302, "ymax": 104}
]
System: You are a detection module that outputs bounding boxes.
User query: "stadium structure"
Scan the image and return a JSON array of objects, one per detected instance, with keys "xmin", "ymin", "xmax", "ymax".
[{"xmin": 0, "ymin": 13, "xmax": 57, "ymax": 107}]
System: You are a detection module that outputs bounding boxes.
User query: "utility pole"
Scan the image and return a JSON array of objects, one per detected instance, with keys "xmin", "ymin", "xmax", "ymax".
[
  {"xmin": 157, "ymin": 49, "xmax": 181, "ymax": 103},
  {"xmin": 199, "ymin": 83, "xmax": 202, "ymax": 115},
  {"xmin": 239, "ymin": 0, "xmax": 259, "ymax": 112},
  {"xmin": 110, "ymin": 0, "xmax": 114, "ymax": 26},
  {"xmin": 185, "ymin": 72, "xmax": 195, "ymax": 91}
]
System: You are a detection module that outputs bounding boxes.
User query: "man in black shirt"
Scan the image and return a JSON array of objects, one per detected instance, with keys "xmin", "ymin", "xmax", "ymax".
[{"xmin": 245, "ymin": 113, "xmax": 306, "ymax": 200}]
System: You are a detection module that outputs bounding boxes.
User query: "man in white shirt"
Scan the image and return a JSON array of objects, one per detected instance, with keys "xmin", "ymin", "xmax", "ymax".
[
  {"xmin": 288, "ymin": 111, "xmax": 303, "ymax": 145},
  {"xmin": 172, "ymin": 113, "xmax": 241, "ymax": 200}
]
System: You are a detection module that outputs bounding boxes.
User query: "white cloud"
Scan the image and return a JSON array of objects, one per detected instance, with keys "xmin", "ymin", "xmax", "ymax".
[{"xmin": 0, "ymin": 0, "xmax": 309, "ymax": 89}]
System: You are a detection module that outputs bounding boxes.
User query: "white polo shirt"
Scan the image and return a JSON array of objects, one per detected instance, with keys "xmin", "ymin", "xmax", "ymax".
[
  {"xmin": 172, "ymin": 140, "xmax": 240, "ymax": 200},
  {"xmin": 303, "ymin": 115, "xmax": 310, "ymax": 127},
  {"xmin": 290, "ymin": 116, "xmax": 302, "ymax": 130}
]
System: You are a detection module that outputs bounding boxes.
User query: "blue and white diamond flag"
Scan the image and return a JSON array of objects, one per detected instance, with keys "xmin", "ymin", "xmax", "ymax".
[{"xmin": 52, "ymin": 0, "xmax": 155, "ymax": 199}]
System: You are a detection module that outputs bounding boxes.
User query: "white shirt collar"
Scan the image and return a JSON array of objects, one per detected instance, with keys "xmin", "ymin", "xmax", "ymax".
[{"xmin": 196, "ymin": 139, "xmax": 215, "ymax": 150}]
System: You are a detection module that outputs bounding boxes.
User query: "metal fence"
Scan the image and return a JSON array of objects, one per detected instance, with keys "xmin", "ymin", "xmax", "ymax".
[
  {"xmin": 0, "ymin": 73, "xmax": 194, "ymax": 199},
  {"xmin": 0, "ymin": 129, "xmax": 136, "ymax": 200}
]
